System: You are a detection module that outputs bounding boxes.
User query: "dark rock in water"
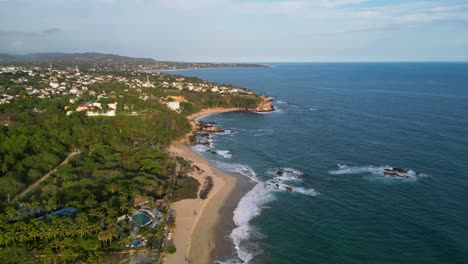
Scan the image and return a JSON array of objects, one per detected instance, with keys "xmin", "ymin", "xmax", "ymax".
[
  {"xmin": 383, "ymin": 172, "xmax": 400, "ymax": 178},
  {"xmin": 211, "ymin": 151, "xmax": 216, "ymax": 154},
  {"xmin": 197, "ymin": 121, "xmax": 225, "ymax": 132},
  {"xmin": 383, "ymin": 171, "xmax": 412, "ymax": 179},
  {"xmin": 199, "ymin": 141, "xmax": 211, "ymax": 147},
  {"xmin": 392, "ymin": 167, "xmax": 409, "ymax": 174},
  {"xmin": 416, "ymin": 172, "xmax": 422, "ymax": 176},
  {"xmin": 285, "ymin": 187, "xmax": 293, "ymax": 192},
  {"xmin": 276, "ymin": 169, "xmax": 284, "ymax": 176},
  {"xmin": 198, "ymin": 132, "xmax": 210, "ymax": 138},
  {"xmin": 275, "ymin": 184, "xmax": 280, "ymax": 188},
  {"xmin": 384, "ymin": 167, "xmax": 409, "ymax": 174},
  {"xmin": 383, "ymin": 167, "xmax": 412, "ymax": 179}
]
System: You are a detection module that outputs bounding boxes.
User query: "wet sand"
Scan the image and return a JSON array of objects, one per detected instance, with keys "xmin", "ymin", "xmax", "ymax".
[
  {"xmin": 210, "ymin": 173, "xmax": 255, "ymax": 262},
  {"xmin": 165, "ymin": 108, "xmax": 253, "ymax": 264}
]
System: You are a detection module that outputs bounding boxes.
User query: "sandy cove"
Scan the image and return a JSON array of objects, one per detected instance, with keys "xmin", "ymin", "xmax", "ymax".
[{"xmin": 165, "ymin": 108, "xmax": 245, "ymax": 264}]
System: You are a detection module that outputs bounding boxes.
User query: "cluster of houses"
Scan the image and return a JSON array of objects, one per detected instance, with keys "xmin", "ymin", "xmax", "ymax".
[
  {"xmin": 0, "ymin": 66, "xmax": 252, "ymax": 114},
  {"xmin": 0, "ymin": 93, "xmax": 15, "ymax": 104},
  {"xmin": 160, "ymin": 76, "xmax": 250, "ymax": 94},
  {"xmin": 66, "ymin": 102, "xmax": 118, "ymax": 117}
]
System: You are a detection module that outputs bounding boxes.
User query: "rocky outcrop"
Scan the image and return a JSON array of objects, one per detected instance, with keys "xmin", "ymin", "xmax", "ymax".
[
  {"xmin": 202, "ymin": 127, "xmax": 224, "ymax": 133},
  {"xmin": 389, "ymin": 167, "xmax": 409, "ymax": 174},
  {"xmin": 197, "ymin": 121, "xmax": 225, "ymax": 133},
  {"xmin": 383, "ymin": 172, "xmax": 411, "ymax": 179},
  {"xmin": 251, "ymin": 96, "xmax": 275, "ymax": 112},
  {"xmin": 188, "ymin": 120, "xmax": 224, "ymax": 146},
  {"xmin": 383, "ymin": 167, "xmax": 417, "ymax": 179}
]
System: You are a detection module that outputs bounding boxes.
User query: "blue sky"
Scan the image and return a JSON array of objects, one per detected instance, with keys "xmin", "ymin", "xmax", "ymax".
[{"xmin": 1, "ymin": 0, "xmax": 467, "ymax": 62}]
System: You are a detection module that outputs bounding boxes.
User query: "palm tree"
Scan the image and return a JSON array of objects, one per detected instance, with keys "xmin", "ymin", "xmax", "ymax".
[
  {"xmin": 43, "ymin": 198, "xmax": 57, "ymax": 213},
  {"xmin": 28, "ymin": 226, "xmax": 40, "ymax": 244},
  {"xmin": 97, "ymin": 231, "xmax": 107, "ymax": 247},
  {"xmin": 3, "ymin": 229, "xmax": 15, "ymax": 246},
  {"xmin": 0, "ymin": 233, "xmax": 6, "ymax": 247}
]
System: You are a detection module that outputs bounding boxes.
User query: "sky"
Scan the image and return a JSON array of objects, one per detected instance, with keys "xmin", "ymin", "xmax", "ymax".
[{"xmin": 1, "ymin": 0, "xmax": 468, "ymax": 62}]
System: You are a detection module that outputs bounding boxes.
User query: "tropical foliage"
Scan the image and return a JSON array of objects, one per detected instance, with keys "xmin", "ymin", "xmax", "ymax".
[{"xmin": 0, "ymin": 69, "xmax": 262, "ymax": 262}]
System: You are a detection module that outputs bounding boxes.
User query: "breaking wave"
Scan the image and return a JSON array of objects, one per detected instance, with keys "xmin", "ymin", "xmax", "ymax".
[
  {"xmin": 211, "ymin": 161, "xmax": 264, "ymax": 263},
  {"xmin": 230, "ymin": 182, "xmax": 273, "ymax": 263},
  {"xmin": 212, "ymin": 161, "xmax": 257, "ymax": 181},
  {"xmin": 329, "ymin": 164, "xmax": 427, "ymax": 181},
  {"xmin": 216, "ymin": 129, "xmax": 236, "ymax": 135},
  {"xmin": 211, "ymin": 164, "xmax": 319, "ymax": 263},
  {"xmin": 191, "ymin": 144, "xmax": 210, "ymax": 153},
  {"xmin": 266, "ymin": 168, "xmax": 320, "ymax": 197},
  {"xmin": 216, "ymin": 150, "xmax": 233, "ymax": 159}
]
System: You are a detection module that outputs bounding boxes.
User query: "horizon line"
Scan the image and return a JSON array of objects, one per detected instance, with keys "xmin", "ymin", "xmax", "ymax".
[{"xmin": 1, "ymin": 52, "xmax": 467, "ymax": 64}]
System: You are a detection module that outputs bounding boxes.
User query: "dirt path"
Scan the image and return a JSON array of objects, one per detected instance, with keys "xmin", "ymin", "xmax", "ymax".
[{"xmin": 17, "ymin": 151, "xmax": 81, "ymax": 200}]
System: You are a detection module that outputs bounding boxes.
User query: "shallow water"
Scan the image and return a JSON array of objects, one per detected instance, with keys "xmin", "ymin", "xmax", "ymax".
[{"xmin": 178, "ymin": 63, "xmax": 468, "ymax": 263}]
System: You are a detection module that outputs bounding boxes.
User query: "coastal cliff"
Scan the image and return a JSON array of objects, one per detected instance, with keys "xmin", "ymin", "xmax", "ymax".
[{"xmin": 252, "ymin": 96, "xmax": 275, "ymax": 112}]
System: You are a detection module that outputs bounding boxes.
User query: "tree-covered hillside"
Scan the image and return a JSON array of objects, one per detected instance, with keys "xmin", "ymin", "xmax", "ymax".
[{"xmin": 0, "ymin": 66, "xmax": 266, "ymax": 263}]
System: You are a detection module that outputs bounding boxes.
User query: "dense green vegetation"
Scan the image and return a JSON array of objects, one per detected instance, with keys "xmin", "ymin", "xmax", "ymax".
[
  {"xmin": 171, "ymin": 177, "xmax": 200, "ymax": 202},
  {"xmin": 179, "ymin": 91, "xmax": 261, "ymax": 115},
  {"xmin": 0, "ymin": 68, "xmax": 264, "ymax": 263},
  {"xmin": 199, "ymin": 176, "xmax": 214, "ymax": 200},
  {"xmin": 0, "ymin": 99, "xmax": 189, "ymax": 263},
  {"xmin": 0, "ymin": 83, "xmax": 192, "ymax": 262}
]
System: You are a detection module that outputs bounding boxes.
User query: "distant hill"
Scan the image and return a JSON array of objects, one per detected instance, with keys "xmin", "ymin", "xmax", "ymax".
[
  {"xmin": 0, "ymin": 52, "xmax": 267, "ymax": 70},
  {"xmin": 0, "ymin": 52, "xmax": 155, "ymax": 63}
]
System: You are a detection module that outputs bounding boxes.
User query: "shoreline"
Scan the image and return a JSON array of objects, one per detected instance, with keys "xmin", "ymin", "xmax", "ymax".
[
  {"xmin": 165, "ymin": 107, "xmax": 253, "ymax": 264},
  {"xmin": 148, "ymin": 65, "xmax": 271, "ymax": 72},
  {"xmin": 186, "ymin": 107, "xmax": 245, "ymax": 121}
]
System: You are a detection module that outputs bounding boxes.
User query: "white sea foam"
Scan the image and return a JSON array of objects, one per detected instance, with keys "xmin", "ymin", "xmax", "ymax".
[
  {"xmin": 209, "ymin": 162, "xmax": 265, "ymax": 263},
  {"xmin": 215, "ymin": 259, "xmax": 242, "ymax": 264},
  {"xmin": 268, "ymin": 167, "xmax": 304, "ymax": 182},
  {"xmin": 255, "ymin": 107, "xmax": 284, "ymax": 114},
  {"xmin": 212, "ymin": 160, "xmax": 257, "ymax": 181},
  {"xmin": 266, "ymin": 168, "xmax": 319, "ymax": 196},
  {"xmin": 329, "ymin": 164, "xmax": 427, "ymax": 181},
  {"xmin": 191, "ymin": 144, "xmax": 210, "ymax": 153},
  {"xmin": 214, "ymin": 163, "xmax": 319, "ymax": 263},
  {"xmin": 231, "ymin": 182, "xmax": 273, "ymax": 263},
  {"xmin": 215, "ymin": 129, "xmax": 236, "ymax": 135},
  {"xmin": 294, "ymin": 187, "xmax": 320, "ymax": 196},
  {"xmin": 216, "ymin": 150, "xmax": 233, "ymax": 159},
  {"xmin": 207, "ymin": 137, "xmax": 217, "ymax": 144}
]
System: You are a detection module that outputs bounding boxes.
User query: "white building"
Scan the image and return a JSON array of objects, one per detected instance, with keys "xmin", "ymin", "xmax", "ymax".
[
  {"xmin": 87, "ymin": 102, "xmax": 117, "ymax": 117},
  {"xmin": 167, "ymin": 101, "xmax": 180, "ymax": 111}
]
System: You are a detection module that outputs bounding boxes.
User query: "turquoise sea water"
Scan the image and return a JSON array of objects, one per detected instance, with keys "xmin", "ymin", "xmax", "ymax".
[{"xmin": 174, "ymin": 63, "xmax": 468, "ymax": 264}]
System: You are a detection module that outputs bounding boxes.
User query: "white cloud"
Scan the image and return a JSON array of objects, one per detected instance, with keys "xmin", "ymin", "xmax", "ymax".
[{"xmin": 319, "ymin": 0, "xmax": 369, "ymax": 8}]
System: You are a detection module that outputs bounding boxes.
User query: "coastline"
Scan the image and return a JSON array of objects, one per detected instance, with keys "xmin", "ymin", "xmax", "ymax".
[
  {"xmin": 150, "ymin": 65, "xmax": 271, "ymax": 72},
  {"xmin": 186, "ymin": 107, "xmax": 245, "ymax": 121},
  {"xmin": 165, "ymin": 107, "xmax": 250, "ymax": 264}
]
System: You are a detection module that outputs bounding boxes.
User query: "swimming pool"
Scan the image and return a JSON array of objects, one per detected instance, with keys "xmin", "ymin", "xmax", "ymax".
[{"xmin": 132, "ymin": 213, "xmax": 151, "ymax": 226}]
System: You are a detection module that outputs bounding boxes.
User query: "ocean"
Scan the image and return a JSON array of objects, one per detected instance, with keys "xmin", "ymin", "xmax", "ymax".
[{"xmin": 173, "ymin": 63, "xmax": 468, "ymax": 264}]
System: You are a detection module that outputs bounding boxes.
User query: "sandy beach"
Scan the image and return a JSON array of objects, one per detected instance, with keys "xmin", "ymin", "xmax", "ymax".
[
  {"xmin": 165, "ymin": 108, "xmax": 248, "ymax": 264},
  {"xmin": 186, "ymin": 107, "xmax": 245, "ymax": 121}
]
